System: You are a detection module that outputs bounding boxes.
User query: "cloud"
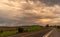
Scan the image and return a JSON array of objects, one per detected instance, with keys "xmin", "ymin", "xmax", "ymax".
[
  {"xmin": 27, "ymin": 0, "xmax": 60, "ymax": 6},
  {"xmin": 0, "ymin": 0, "xmax": 60, "ymax": 26}
]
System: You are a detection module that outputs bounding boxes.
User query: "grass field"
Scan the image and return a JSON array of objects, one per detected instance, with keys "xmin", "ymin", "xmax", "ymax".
[
  {"xmin": 0, "ymin": 26, "xmax": 43, "ymax": 37},
  {"xmin": 0, "ymin": 30, "xmax": 18, "ymax": 37},
  {"xmin": 24, "ymin": 26, "xmax": 42, "ymax": 32}
]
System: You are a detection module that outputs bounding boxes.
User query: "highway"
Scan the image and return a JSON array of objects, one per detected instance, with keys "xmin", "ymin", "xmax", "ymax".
[
  {"xmin": 7, "ymin": 29, "xmax": 51, "ymax": 37},
  {"xmin": 49, "ymin": 28, "xmax": 60, "ymax": 37},
  {"xmin": 7, "ymin": 28, "xmax": 60, "ymax": 37}
]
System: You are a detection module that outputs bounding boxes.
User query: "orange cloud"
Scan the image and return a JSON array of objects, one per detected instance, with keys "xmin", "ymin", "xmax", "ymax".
[{"xmin": 0, "ymin": 0, "xmax": 60, "ymax": 26}]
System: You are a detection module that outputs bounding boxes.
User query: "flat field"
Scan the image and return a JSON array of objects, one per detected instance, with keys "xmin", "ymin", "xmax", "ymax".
[{"xmin": 0, "ymin": 26, "xmax": 43, "ymax": 37}]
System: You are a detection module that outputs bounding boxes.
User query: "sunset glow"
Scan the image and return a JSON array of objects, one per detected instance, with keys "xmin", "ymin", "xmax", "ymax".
[{"xmin": 0, "ymin": 0, "xmax": 60, "ymax": 26}]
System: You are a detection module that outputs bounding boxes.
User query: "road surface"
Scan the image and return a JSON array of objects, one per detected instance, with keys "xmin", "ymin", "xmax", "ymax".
[
  {"xmin": 48, "ymin": 28, "xmax": 60, "ymax": 37},
  {"xmin": 7, "ymin": 28, "xmax": 60, "ymax": 37},
  {"xmin": 7, "ymin": 29, "xmax": 51, "ymax": 37}
]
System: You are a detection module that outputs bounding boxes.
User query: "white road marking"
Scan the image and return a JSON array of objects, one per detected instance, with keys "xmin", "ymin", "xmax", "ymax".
[{"xmin": 43, "ymin": 30, "xmax": 53, "ymax": 37}]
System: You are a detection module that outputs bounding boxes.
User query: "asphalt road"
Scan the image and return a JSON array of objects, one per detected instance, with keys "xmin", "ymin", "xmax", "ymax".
[
  {"xmin": 7, "ymin": 29, "xmax": 51, "ymax": 37},
  {"xmin": 7, "ymin": 28, "xmax": 60, "ymax": 37},
  {"xmin": 48, "ymin": 28, "xmax": 60, "ymax": 37}
]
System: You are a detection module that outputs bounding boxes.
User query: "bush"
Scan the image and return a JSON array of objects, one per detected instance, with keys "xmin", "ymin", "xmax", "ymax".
[
  {"xmin": 57, "ymin": 26, "xmax": 60, "ymax": 29},
  {"xmin": 17, "ymin": 27, "xmax": 24, "ymax": 33},
  {"xmin": 0, "ymin": 30, "xmax": 3, "ymax": 33},
  {"xmin": 45, "ymin": 24, "xmax": 49, "ymax": 27}
]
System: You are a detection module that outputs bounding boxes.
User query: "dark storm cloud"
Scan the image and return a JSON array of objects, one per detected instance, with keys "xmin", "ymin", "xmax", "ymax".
[
  {"xmin": 0, "ymin": 18, "xmax": 21, "ymax": 26},
  {"xmin": 0, "ymin": 18, "xmax": 17, "ymax": 24},
  {"xmin": 26, "ymin": 0, "xmax": 60, "ymax": 6},
  {"xmin": 39, "ymin": 0, "xmax": 60, "ymax": 6}
]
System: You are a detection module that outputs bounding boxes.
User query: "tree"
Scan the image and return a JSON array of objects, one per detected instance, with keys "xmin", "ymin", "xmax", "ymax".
[
  {"xmin": 17, "ymin": 27, "xmax": 24, "ymax": 33},
  {"xmin": 0, "ymin": 30, "xmax": 3, "ymax": 33},
  {"xmin": 46, "ymin": 24, "xmax": 49, "ymax": 27},
  {"xmin": 57, "ymin": 26, "xmax": 60, "ymax": 29}
]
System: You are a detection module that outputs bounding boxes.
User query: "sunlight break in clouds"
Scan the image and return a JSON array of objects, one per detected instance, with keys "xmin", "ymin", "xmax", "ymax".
[{"xmin": 0, "ymin": 0, "xmax": 60, "ymax": 26}]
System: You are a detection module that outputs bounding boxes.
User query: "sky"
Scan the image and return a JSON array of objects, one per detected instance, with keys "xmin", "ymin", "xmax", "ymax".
[{"xmin": 0, "ymin": 0, "xmax": 60, "ymax": 26}]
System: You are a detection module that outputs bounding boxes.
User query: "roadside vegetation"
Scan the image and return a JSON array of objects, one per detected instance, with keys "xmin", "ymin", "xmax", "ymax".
[
  {"xmin": 0, "ymin": 25, "xmax": 43, "ymax": 37},
  {"xmin": 55, "ymin": 26, "xmax": 60, "ymax": 31},
  {"xmin": 56, "ymin": 26, "xmax": 60, "ymax": 29},
  {"xmin": 0, "ymin": 30, "xmax": 18, "ymax": 37},
  {"xmin": 23, "ymin": 26, "xmax": 42, "ymax": 32}
]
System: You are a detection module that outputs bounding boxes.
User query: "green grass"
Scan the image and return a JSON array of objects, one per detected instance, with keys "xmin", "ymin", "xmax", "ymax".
[
  {"xmin": 0, "ymin": 26, "xmax": 43, "ymax": 37},
  {"xmin": 0, "ymin": 30, "xmax": 18, "ymax": 37},
  {"xmin": 24, "ymin": 26, "xmax": 42, "ymax": 32}
]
